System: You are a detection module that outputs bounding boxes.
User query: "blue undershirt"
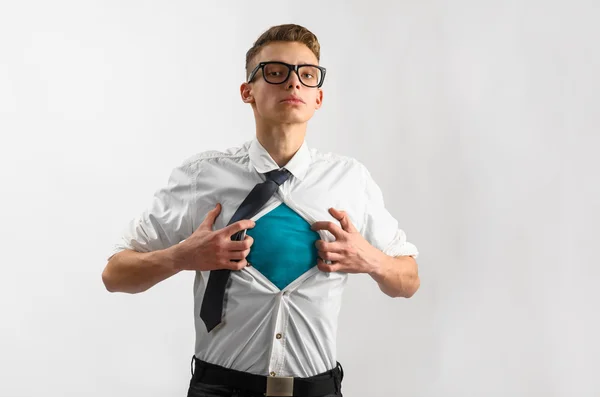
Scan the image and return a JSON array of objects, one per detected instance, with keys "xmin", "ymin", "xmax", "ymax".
[{"xmin": 245, "ymin": 203, "xmax": 321, "ymax": 290}]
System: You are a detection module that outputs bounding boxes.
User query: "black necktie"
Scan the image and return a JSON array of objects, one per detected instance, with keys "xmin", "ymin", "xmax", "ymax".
[{"xmin": 200, "ymin": 168, "xmax": 293, "ymax": 332}]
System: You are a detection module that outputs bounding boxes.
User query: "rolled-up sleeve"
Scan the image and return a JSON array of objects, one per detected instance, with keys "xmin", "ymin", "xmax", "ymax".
[
  {"xmin": 359, "ymin": 163, "xmax": 419, "ymax": 259},
  {"xmin": 107, "ymin": 160, "xmax": 197, "ymax": 261}
]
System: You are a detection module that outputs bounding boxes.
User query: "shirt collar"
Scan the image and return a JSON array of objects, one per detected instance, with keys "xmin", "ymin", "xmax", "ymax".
[{"xmin": 248, "ymin": 136, "xmax": 311, "ymax": 182}]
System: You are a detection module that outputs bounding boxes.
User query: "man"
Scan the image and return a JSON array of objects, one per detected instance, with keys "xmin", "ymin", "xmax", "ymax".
[{"xmin": 102, "ymin": 23, "xmax": 420, "ymax": 397}]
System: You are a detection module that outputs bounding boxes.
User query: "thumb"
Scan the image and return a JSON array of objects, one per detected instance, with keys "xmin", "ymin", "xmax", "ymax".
[
  {"xmin": 330, "ymin": 207, "xmax": 357, "ymax": 232},
  {"xmin": 329, "ymin": 207, "xmax": 342, "ymax": 218},
  {"xmin": 200, "ymin": 203, "xmax": 221, "ymax": 229}
]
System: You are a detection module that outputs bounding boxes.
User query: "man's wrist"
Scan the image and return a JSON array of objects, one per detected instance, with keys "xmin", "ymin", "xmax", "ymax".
[
  {"xmin": 367, "ymin": 250, "xmax": 388, "ymax": 280},
  {"xmin": 151, "ymin": 244, "xmax": 183, "ymax": 273}
]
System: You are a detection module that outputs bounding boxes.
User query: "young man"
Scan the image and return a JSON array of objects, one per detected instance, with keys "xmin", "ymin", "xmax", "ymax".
[{"xmin": 103, "ymin": 24, "xmax": 420, "ymax": 397}]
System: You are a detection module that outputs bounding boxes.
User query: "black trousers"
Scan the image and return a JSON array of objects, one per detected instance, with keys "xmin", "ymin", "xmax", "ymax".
[{"xmin": 187, "ymin": 357, "xmax": 343, "ymax": 397}]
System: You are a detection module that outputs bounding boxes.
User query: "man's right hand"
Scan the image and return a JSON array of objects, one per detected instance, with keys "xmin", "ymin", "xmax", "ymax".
[{"xmin": 170, "ymin": 203, "xmax": 255, "ymax": 272}]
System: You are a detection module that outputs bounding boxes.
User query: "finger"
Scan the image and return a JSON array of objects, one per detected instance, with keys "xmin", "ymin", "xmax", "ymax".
[
  {"xmin": 315, "ymin": 240, "xmax": 344, "ymax": 252},
  {"xmin": 318, "ymin": 251, "xmax": 344, "ymax": 262},
  {"xmin": 228, "ymin": 248, "xmax": 251, "ymax": 261},
  {"xmin": 226, "ymin": 235, "xmax": 254, "ymax": 251},
  {"xmin": 317, "ymin": 258, "xmax": 340, "ymax": 272},
  {"xmin": 336, "ymin": 210, "xmax": 358, "ymax": 233},
  {"xmin": 199, "ymin": 203, "xmax": 221, "ymax": 230},
  {"xmin": 223, "ymin": 219, "xmax": 256, "ymax": 238},
  {"xmin": 310, "ymin": 221, "xmax": 344, "ymax": 239},
  {"xmin": 226, "ymin": 258, "xmax": 248, "ymax": 271}
]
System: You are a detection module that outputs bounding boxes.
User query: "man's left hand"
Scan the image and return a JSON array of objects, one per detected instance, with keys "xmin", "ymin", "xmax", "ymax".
[{"xmin": 310, "ymin": 208, "xmax": 383, "ymax": 274}]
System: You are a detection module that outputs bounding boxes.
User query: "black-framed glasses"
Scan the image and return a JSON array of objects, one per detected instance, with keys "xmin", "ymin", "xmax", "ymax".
[{"xmin": 247, "ymin": 61, "xmax": 327, "ymax": 88}]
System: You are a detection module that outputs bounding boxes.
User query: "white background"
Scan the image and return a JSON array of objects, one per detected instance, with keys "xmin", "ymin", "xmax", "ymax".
[{"xmin": 1, "ymin": 1, "xmax": 598, "ymax": 396}]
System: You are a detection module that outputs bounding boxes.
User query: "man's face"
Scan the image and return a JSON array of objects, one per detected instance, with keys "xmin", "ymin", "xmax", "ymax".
[{"xmin": 241, "ymin": 41, "xmax": 324, "ymax": 125}]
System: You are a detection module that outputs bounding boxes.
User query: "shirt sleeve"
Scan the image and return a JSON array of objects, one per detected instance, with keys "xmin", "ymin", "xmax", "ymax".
[
  {"xmin": 359, "ymin": 163, "xmax": 419, "ymax": 259},
  {"xmin": 106, "ymin": 160, "xmax": 197, "ymax": 261}
]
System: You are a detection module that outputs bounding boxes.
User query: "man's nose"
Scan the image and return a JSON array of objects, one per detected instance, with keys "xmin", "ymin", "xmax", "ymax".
[{"xmin": 286, "ymin": 70, "xmax": 302, "ymax": 89}]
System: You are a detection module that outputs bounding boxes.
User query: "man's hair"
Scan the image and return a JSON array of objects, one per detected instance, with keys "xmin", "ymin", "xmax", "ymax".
[{"xmin": 245, "ymin": 24, "xmax": 321, "ymax": 80}]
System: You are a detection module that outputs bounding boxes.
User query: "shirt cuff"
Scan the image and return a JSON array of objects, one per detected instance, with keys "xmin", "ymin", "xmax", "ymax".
[{"xmin": 381, "ymin": 228, "xmax": 419, "ymax": 258}]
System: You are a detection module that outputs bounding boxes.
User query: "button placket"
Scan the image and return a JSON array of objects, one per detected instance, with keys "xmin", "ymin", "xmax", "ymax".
[
  {"xmin": 268, "ymin": 293, "xmax": 287, "ymax": 375},
  {"xmin": 268, "ymin": 292, "xmax": 291, "ymax": 376}
]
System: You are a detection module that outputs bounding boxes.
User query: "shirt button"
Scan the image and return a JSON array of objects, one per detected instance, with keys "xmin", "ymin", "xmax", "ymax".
[
  {"xmin": 276, "ymin": 333, "xmax": 282, "ymax": 339},
  {"xmin": 270, "ymin": 371, "xmax": 276, "ymax": 376}
]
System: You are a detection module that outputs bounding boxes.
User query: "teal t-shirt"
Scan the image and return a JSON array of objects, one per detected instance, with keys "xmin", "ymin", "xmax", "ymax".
[{"xmin": 245, "ymin": 203, "xmax": 321, "ymax": 290}]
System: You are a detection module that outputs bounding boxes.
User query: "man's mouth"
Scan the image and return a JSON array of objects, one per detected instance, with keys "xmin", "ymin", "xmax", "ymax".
[{"xmin": 281, "ymin": 96, "xmax": 305, "ymax": 104}]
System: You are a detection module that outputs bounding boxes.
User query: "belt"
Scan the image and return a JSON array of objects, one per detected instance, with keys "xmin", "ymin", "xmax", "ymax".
[{"xmin": 191, "ymin": 356, "xmax": 344, "ymax": 397}]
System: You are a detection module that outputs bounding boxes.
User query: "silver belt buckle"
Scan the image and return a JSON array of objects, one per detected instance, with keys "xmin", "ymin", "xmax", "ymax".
[{"xmin": 265, "ymin": 375, "xmax": 294, "ymax": 396}]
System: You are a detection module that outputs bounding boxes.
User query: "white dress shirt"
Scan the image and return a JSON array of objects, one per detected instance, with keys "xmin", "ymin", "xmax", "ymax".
[{"xmin": 107, "ymin": 136, "xmax": 419, "ymax": 377}]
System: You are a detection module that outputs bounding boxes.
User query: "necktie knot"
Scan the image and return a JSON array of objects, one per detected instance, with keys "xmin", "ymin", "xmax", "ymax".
[{"xmin": 265, "ymin": 168, "xmax": 292, "ymax": 186}]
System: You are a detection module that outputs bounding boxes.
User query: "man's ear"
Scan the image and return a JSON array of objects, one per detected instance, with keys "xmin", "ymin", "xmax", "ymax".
[
  {"xmin": 314, "ymin": 88, "xmax": 323, "ymax": 110},
  {"xmin": 240, "ymin": 82, "xmax": 254, "ymax": 103}
]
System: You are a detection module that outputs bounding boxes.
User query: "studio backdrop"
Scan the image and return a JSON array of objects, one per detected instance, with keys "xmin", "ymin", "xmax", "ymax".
[{"xmin": 1, "ymin": 1, "xmax": 598, "ymax": 396}]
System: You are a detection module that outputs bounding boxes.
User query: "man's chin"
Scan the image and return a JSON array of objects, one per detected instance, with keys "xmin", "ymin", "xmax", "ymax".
[{"xmin": 272, "ymin": 113, "xmax": 310, "ymax": 125}]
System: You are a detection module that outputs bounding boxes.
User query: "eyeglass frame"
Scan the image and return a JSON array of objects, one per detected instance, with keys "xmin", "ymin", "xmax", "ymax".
[{"xmin": 247, "ymin": 61, "xmax": 327, "ymax": 88}]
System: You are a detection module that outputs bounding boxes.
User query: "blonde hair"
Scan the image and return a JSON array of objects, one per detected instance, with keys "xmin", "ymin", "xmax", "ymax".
[{"xmin": 245, "ymin": 24, "xmax": 321, "ymax": 79}]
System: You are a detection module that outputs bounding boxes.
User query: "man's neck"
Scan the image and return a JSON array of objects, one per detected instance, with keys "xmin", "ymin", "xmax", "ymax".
[{"xmin": 256, "ymin": 123, "xmax": 306, "ymax": 167}]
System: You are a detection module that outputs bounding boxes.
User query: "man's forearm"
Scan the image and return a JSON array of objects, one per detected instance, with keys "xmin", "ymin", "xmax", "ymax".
[
  {"xmin": 368, "ymin": 253, "xmax": 420, "ymax": 298},
  {"xmin": 102, "ymin": 246, "xmax": 181, "ymax": 294}
]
